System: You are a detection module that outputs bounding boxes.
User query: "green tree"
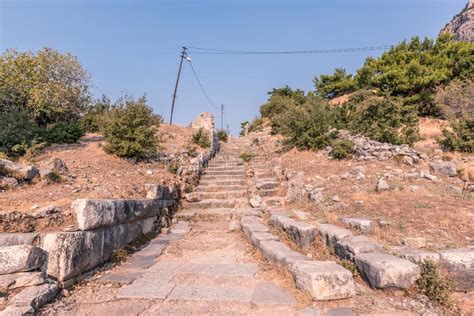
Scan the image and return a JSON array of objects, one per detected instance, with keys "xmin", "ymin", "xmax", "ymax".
[
  {"xmin": 102, "ymin": 96, "xmax": 160, "ymax": 158},
  {"xmin": 314, "ymin": 68, "xmax": 357, "ymax": 99},
  {"xmin": 0, "ymin": 48, "xmax": 91, "ymax": 125}
]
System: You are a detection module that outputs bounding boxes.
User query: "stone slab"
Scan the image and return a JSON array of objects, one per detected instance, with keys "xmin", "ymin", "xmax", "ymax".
[
  {"xmin": 355, "ymin": 253, "xmax": 420, "ymax": 289},
  {"xmin": 72, "ymin": 198, "xmax": 163, "ymax": 230},
  {"xmin": 340, "ymin": 217, "xmax": 373, "ymax": 234},
  {"xmin": 116, "ymin": 279, "xmax": 175, "ymax": 299},
  {"xmin": 391, "ymin": 247, "xmax": 440, "ymax": 264},
  {"xmin": 167, "ymin": 285, "xmax": 253, "ymax": 302},
  {"xmin": 335, "ymin": 235, "xmax": 382, "ymax": 260},
  {"xmin": 0, "ymin": 233, "xmax": 38, "ymax": 247},
  {"xmin": 258, "ymin": 240, "xmax": 309, "ymax": 267},
  {"xmin": 289, "ymin": 260, "xmax": 355, "ymax": 301},
  {"xmin": 207, "ymin": 263, "xmax": 257, "ymax": 277},
  {"xmin": 269, "ymin": 214, "xmax": 317, "ymax": 249},
  {"xmin": 10, "ymin": 283, "xmax": 59, "ymax": 310},
  {"xmin": 0, "ymin": 245, "xmax": 45, "ymax": 275},
  {"xmin": 439, "ymin": 248, "xmax": 474, "ymax": 291},
  {"xmin": 250, "ymin": 232, "xmax": 279, "ymax": 248},
  {"xmin": 0, "ymin": 272, "xmax": 45, "ymax": 291},
  {"xmin": 99, "ymin": 271, "xmax": 142, "ymax": 285},
  {"xmin": 251, "ymin": 282, "xmax": 296, "ymax": 305},
  {"xmin": 316, "ymin": 224, "xmax": 353, "ymax": 248}
]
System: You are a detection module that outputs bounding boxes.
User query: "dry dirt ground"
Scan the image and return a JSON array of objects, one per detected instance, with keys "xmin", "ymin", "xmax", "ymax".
[
  {"xmin": 0, "ymin": 124, "xmax": 204, "ymax": 232},
  {"xmin": 254, "ymin": 119, "xmax": 473, "ymax": 250}
]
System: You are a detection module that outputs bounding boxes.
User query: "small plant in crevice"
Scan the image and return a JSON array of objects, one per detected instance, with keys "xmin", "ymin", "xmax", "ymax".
[
  {"xmin": 110, "ymin": 248, "xmax": 130, "ymax": 264},
  {"xmin": 46, "ymin": 169, "xmax": 62, "ymax": 184},
  {"xmin": 338, "ymin": 259, "xmax": 359, "ymax": 277},
  {"xmin": 330, "ymin": 139, "xmax": 355, "ymax": 160},
  {"xmin": 239, "ymin": 152, "xmax": 255, "ymax": 162},
  {"xmin": 417, "ymin": 259, "xmax": 452, "ymax": 307},
  {"xmin": 192, "ymin": 128, "xmax": 211, "ymax": 148},
  {"xmin": 167, "ymin": 161, "xmax": 179, "ymax": 174},
  {"xmin": 216, "ymin": 130, "xmax": 228, "ymax": 142},
  {"xmin": 187, "ymin": 146, "xmax": 198, "ymax": 158}
]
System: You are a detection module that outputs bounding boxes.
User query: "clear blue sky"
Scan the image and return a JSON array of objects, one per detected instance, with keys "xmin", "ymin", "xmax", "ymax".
[{"xmin": 0, "ymin": 0, "xmax": 466, "ymax": 134}]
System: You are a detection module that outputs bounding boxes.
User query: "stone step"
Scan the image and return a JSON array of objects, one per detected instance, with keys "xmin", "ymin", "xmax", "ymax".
[
  {"xmin": 256, "ymin": 182, "xmax": 280, "ymax": 190},
  {"xmin": 204, "ymin": 170, "xmax": 245, "ymax": 176},
  {"xmin": 195, "ymin": 185, "xmax": 247, "ymax": 192},
  {"xmin": 194, "ymin": 208, "xmax": 250, "ymax": 221},
  {"xmin": 184, "ymin": 198, "xmax": 249, "ymax": 209},
  {"xmin": 207, "ymin": 166, "xmax": 245, "ymax": 171},
  {"xmin": 268, "ymin": 213, "xmax": 317, "ymax": 250},
  {"xmin": 240, "ymin": 216, "xmax": 355, "ymax": 301},
  {"xmin": 199, "ymin": 179, "xmax": 246, "ymax": 186},
  {"xmin": 259, "ymin": 189, "xmax": 280, "ymax": 197},
  {"xmin": 264, "ymin": 198, "xmax": 284, "ymax": 207},
  {"xmin": 200, "ymin": 175, "xmax": 246, "ymax": 182},
  {"xmin": 195, "ymin": 190, "xmax": 247, "ymax": 199}
]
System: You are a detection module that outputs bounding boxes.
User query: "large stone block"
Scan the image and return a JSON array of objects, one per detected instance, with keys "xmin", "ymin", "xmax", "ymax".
[
  {"xmin": 428, "ymin": 161, "xmax": 457, "ymax": 177},
  {"xmin": 10, "ymin": 282, "xmax": 59, "ymax": 310},
  {"xmin": 391, "ymin": 247, "xmax": 440, "ymax": 264},
  {"xmin": 355, "ymin": 253, "xmax": 420, "ymax": 289},
  {"xmin": 0, "ymin": 245, "xmax": 45, "ymax": 275},
  {"xmin": 144, "ymin": 184, "xmax": 172, "ymax": 200},
  {"xmin": 241, "ymin": 216, "xmax": 268, "ymax": 239},
  {"xmin": 289, "ymin": 260, "xmax": 355, "ymax": 301},
  {"xmin": 316, "ymin": 224, "xmax": 352, "ymax": 248},
  {"xmin": 439, "ymin": 248, "xmax": 474, "ymax": 291},
  {"xmin": 0, "ymin": 272, "xmax": 45, "ymax": 290},
  {"xmin": 340, "ymin": 217, "xmax": 373, "ymax": 234},
  {"xmin": 0, "ymin": 159, "xmax": 39, "ymax": 181},
  {"xmin": 269, "ymin": 214, "xmax": 317, "ymax": 249},
  {"xmin": 258, "ymin": 240, "xmax": 309, "ymax": 267},
  {"xmin": 0, "ymin": 233, "xmax": 38, "ymax": 247},
  {"xmin": 72, "ymin": 199, "xmax": 162, "ymax": 230},
  {"xmin": 250, "ymin": 232, "xmax": 279, "ymax": 248},
  {"xmin": 335, "ymin": 235, "xmax": 382, "ymax": 260},
  {"xmin": 41, "ymin": 219, "xmax": 150, "ymax": 281}
]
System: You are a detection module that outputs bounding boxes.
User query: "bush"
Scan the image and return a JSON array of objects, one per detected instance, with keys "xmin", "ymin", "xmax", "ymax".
[
  {"xmin": 417, "ymin": 260, "xmax": 451, "ymax": 306},
  {"xmin": 239, "ymin": 152, "xmax": 254, "ymax": 162},
  {"xmin": 167, "ymin": 161, "xmax": 179, "ymax": 174},
  {"xmin": 240, "ymin": 121, "xmax": 249, "ymax": 136},
  {"xmin": 79, "ymin": 95, "xmax": 111, "ymax": 132},
  {"xmin": 187, "ymin": 146, "xmax": 198, "ymax": 157},
  {"xmin": 217, "ymin": 130, "xmax": 228, "ymax": 142},
  {"xmin": 0, "ymin": 111, "xmax": 41, "ymax": 157},
  {"xmin": 247, "ymin": 118, "xmax": 264, "ymax": 133},
  {"xmin": 46, "ymin": 169, "xmax": 62, "ymax": 184},
  {"xmin": 102, "ymin": 96, "xmax": 159, "ymax": 158},
  {"xmin": 192, "ymin": 128, "xmax": 211, "ymax": 148},
  {"xmin": 40, "ymin": 122, "xmax": 84, "ymax": 144},
  {"xmin": 438, "ymin": 116, "xmax": 474, "ymax": 153},
  {"xmin": 330, "ymin": 140, "xmax": 355, "ymax": 160}
]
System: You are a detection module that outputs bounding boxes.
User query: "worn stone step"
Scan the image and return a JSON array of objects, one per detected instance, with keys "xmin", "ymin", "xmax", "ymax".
[
  {"xmin": 205, "ymin": 170, "xmax": 245, "ymax": 176},
  {"xmin": 201, "ymin": 175, "xmax": 246, "ymax": 182},
  {"xmin": 194, "ymin": 190, "xmax": 247, "ymax": 199},
  {"xmin": 268, "ymin": 213, "xmax": 317, "ymax": 250},
  {"xmin": 264, "ymin": 198, "xmax": 284, "ymax": 207},
  {"xmin": 259, "ymin": 189, "xmax": 280, "ymax": 197},
  {"xmin": 184, "ymin": 198, "xmax": 249, "ymax": 209},
  {"xmin": 207, "ymin": 166, "xmax": 245, "ymax": 171},
  {"xmin": 256, "ymin": 182, "xmax": 280, "ymax": 190},
  {"xmin": 199, "ymin": 179, "xmax": 246, "ymax": 186},
  {"xmin": 195, "ymin": 185, "xmax": 247, "ymax": 192},
  {"xmin": 194, "ymin": 208, "xmax": 247, "ymax": 221}
]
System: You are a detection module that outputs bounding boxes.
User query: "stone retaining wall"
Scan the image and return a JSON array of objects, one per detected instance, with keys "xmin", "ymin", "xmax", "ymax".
[{"xmin": 0, "ymin": 127, "xmax": 220, "ymax": 313}]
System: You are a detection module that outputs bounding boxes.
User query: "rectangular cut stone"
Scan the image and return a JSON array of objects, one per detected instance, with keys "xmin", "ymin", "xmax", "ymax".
[
  {"xmin": 258, "ymin": 240, "xmax": 309, "ymax": 267},
  {"xmin": 144, "ymin": 184, "xmax": 172, "ymax": 200},
  {"xmin": 316, "ymin": 224, "xmax": 353, "ymax": 248},
  {"xmin": 269, "ymin": 215, "xmax": 317, "ymax": 249},
  {"xmin": 40, "ymin": 219, "xmax": 151, "ymax": 281},
  {"xmin": 252, "ymin": 282, "xmax": 296, "ymax": 305},
  {"xmin": 0, "ymin": 233, "xmax": 38, "ymax": 247},
  {"xmin": 241, "ymin": 217, "xmax": 269, "ymax": 239},
  {"xmin": 170, "ymin": 221, "xmax": 190, "ymax": 234},
  {"xmin": 289, "ymin": 260, "xmax": 355, "ymax": 301},
  {"xmin": 116, "ymin": 279, "xmax": 174, "ymax": 299},
  {"xmin": 10, "ymin": 283, "xmax": 59, "ymax": 310},
  {"xmin": 0, "ymin": 245, "xmax": 45, "ymax": 275},
  {"xmin": 0, "ymin": 272, "xmax": 45, "ymax": 290},
  {"xmin": 391, "ymin": 247, "xmax": 440, "ymax": 264},
  {"xmin": 72, "ymin": 198, "xmax": 163, "ymax": 230},
  {"xmin": 335, "ymin": 235, "xmax": 382, "ymax": 260},
  {"xmin": 207, "ymin": 263, "xmax": 257, "ymax": 277},
  {"xmin": 355, "ymin": 253, "xmax": 421, "ymax": 289},
  {"xmin": 340, "ymin": 217, "xmax": 373, "ymax": 234},
  {"xmin": 168, "ymin": 285, "xmax": 253, "ymax": 302},
  {"xmin": 250, "ymin": 232, "xmax": 279, "ymax": 248},
  {"xmin": 439, "ymin": 248, "xmax": 474, "ymax": 291}
]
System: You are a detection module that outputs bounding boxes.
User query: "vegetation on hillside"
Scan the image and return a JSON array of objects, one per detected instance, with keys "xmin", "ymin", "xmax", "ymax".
[
  {"xmin": 0, "ymin": 48, "xmax": 163, "ymax": 159},
  {"xmin": 254, "ymin": 35, "xmax": 473, "ymax": 153}
]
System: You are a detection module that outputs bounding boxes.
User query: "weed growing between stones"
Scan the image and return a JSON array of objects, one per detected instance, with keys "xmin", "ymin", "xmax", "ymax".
[
  {"xmin": 217, "ymin": 130, "xmax": 229, "ymax": 142},
  {"xmin": 192, "ymin": 128, "xmax": 211, "ymax": 148},
  {"xmin": 110, "ymin": 249, "xmax": 129, "ymax": 264},
  {"xmin": 239, "ymin": 152, "xmax": 255, "ymax": 162},
  {"xmin": 167, "ymin": 162, "xmax": 179, "ymax": 174},
  {"xmin": 338, "ymin": 259, "xmax": 359, "ymax": 277},
  {"xmin": 46, "ymin": 169, "xmax": 62, "ymax": 184},
  {"xmin": 417, "ymin": 260, "xmax": 452, "ymax": 307}
]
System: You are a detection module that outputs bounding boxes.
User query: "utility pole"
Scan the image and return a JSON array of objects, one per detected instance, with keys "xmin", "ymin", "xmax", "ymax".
[
  {"xmin": 220, "ymin": 104, "xmax": 224, "ymax": 130},
  {"xmin": 169, "ymin": 46, "xmax": 188, "ymax": 125}
]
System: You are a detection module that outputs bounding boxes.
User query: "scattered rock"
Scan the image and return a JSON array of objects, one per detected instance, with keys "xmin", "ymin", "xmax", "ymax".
[
  {"xmin": 249, "ymin": 196, "xmax": 262, "ymax": 208},
  {"xmin": 429, "ymin": 161, "xmax": 458, "ymax": 177},
  {"xmin": 309, "ymin": 191, "xmax": 324, "ymax": 204},
  {"xmin": 0, "ymin": 271, "xmax": 45, "ymax": 291},
  {"xmin": 0, "ymin": 176, "xmax": 18, "ymax": 190},
  {"xmin": 375, "ymin": 178, "xmax": 390, "ymax": 192},
  {"xmin": 32, "ymin": 205, "xmax": 60, "ymax": 218},
  {"xmin": 340, "ymin": 217, "xmax": 373, "ymax": 234},
  {"xmin": 408, "ymin": 185, "xmax": 422, "ymax": 192},
  {"xmin": 377, "ymin": 219, "xmax": 391, "ymax": 228},
  {"xmin": 446, "ymin": 185, "xmax": 462, "ymax": 195},
  {"xmin": 184, "ymin": 193, "xmax": 201, "ymax": 203},
  {"xmin": 402, "ymin": 237, "xmax": 426, "ymax": 249},
  {"xmin": 420, "ymin": 170, "xmax": 437, "ymax": 181},
  {"xmin": 0, "ymin": 159, "xmax": 39, "ymax": 181},
  {"xmin": 10, "ymin": 282, "xmax": 59, "ymax": 310}
]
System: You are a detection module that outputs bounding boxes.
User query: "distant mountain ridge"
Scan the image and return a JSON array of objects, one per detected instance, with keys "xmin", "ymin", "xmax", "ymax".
[{"xmin": 440, "ymin": 0, "xmax": 474, "ymax": 42}]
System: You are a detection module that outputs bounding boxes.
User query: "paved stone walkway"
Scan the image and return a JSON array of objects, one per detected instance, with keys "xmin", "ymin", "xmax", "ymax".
[{"xmin": 41, "ymin": 139, "xmax": 310, "ymax": 315}]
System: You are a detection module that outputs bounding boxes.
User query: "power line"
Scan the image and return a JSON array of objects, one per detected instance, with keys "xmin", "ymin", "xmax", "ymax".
[
  {"xmin": 187, "ymin": 60, "xmax": 221, "ymax": 110},
  {"xmin": 187, "ymin": 45, "xmax": 392, "ymax": 55}
]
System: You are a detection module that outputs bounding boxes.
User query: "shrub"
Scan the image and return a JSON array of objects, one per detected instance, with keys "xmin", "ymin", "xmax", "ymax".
[
  {"xmin": 217, "ymin": 130, "xmax": 228, "ymax": 142},
  {"xmin": 40, "ymin": 122, "xmax": 84, "ymax": 144},
  {"xmin": 435, "ymin": 80, "xmax": 474, "ymax": 118},
  {"xmin": 330, "ymin": 140, "xmax": 355, "ymax": 160},
  {"xmin": 46, "ymin": 169, "xmax": 62, "ymax": 184},
  {"xmin": 247, "ymin": 118, "xmax": 264, "ymax": 133},
  {"xmin": 102, "ymin": 96, "xmax": 159, "ymax": 158},
  {"xmin": 187, "ymin": 146, "xmax": 198, "ymax": 157},
  {"xmin": 417, "ymin": 260, "xmax": 451, "ymax": 306},
  {"xmin": 260, "ymin": 94, "xmax": 299, "ymax": 118},
  {"xmin": 192, "ymin": 128, "xmax": 211, "ymax": 148},
  {"xmin": 438, "ymin": 116, "xmax": 474, "ymax": 153},
  {"xmin": 167, "ymin": 161, "xmax": 179, "ymax": 174},
  {"xmin": 239, "ymin": 152, "xmax": 254, "ymax": 162},
  {"xmin": 240, "ymin": 121, "xmax": 249, "ymax": 136},
  {"xmin": 0, "ymin": 111, "xmax": 41, "ymax": 157},
  {"xmin": 79, "ymin": 95, "xmax": 111, "ymax": 132}
]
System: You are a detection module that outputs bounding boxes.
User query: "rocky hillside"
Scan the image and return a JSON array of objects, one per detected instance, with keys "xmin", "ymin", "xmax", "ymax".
[{"xmin": 440, "ymin": 0, "xmax": 474, "ymax": 42}]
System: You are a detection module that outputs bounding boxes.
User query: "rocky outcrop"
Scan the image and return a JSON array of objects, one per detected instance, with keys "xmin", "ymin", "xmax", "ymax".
[
  {"xmin": 190, "ymin": 112, "xmax": 215, "ymax": 131},
  {"xmin": 331, "ymin": 130, "xmax": 423, "ymax": 164},
  {"xmin": 440, "ymin": 1, "xmax": 474, "ymax": 42}
]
